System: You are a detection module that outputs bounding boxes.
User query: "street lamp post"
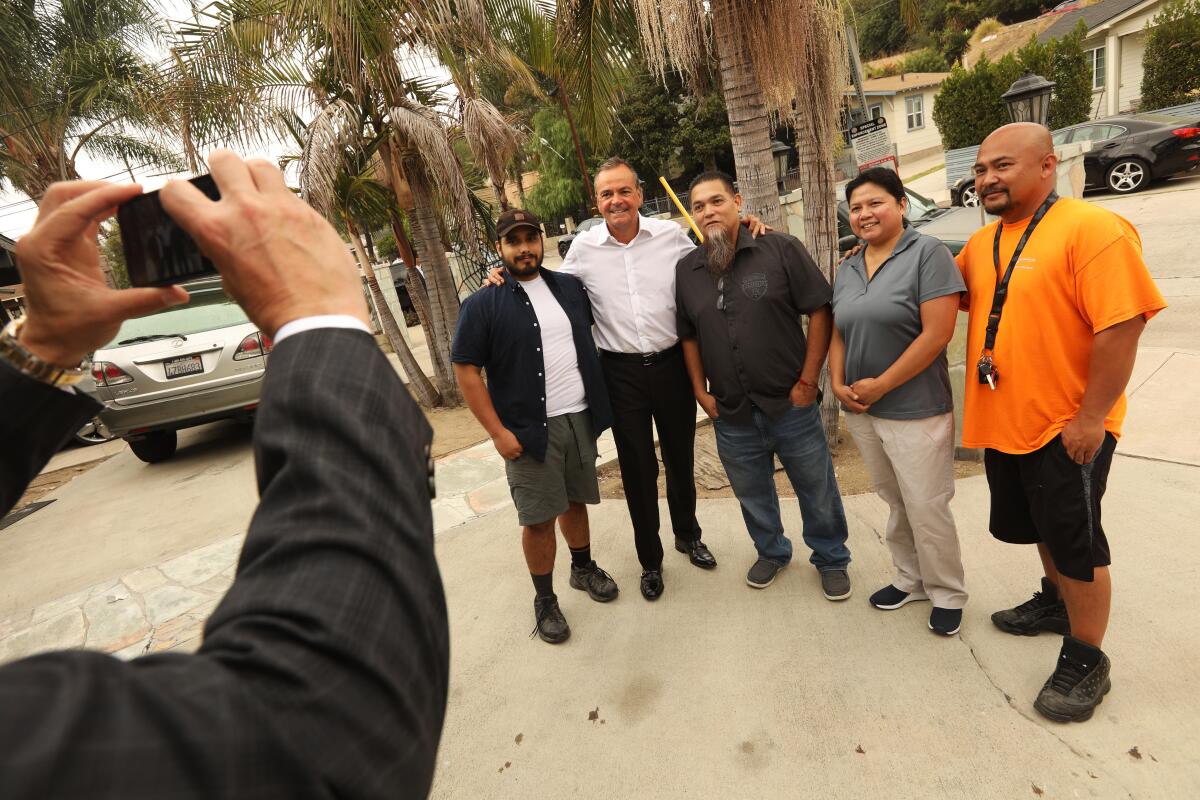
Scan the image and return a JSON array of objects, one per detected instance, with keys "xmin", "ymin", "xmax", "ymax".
[
  {"xmin": 1001, "ymin": 72, "xmax": 1057, "ymax": 126},
  {"xmin": 770, "ymin": 140, "xmax": 790, "ymax": 194}
]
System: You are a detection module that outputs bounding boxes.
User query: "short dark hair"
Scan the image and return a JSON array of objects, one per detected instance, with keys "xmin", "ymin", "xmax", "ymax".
[
  {"xmin": 595, "ymin": 157, "xmax": 640, "ymax": 186},
  {"xmin": 688, "ymin": 169, "xmax": 737, "ymax": 196},
  {"xmin": 845, "ymin": 167, "xmax": 906, "ymax": 205}
]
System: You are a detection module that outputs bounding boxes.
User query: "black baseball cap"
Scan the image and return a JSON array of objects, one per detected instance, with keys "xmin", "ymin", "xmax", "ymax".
[{"xmin": 495, "ymin": 208, "xmax": 543, "ymax": 240}]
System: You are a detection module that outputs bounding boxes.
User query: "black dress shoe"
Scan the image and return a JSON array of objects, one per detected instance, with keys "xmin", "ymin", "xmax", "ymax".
[
  {"xmin": 675, "ymin": 538, "xmax": 717, "ymax": 569},
  {"xmin": 640, "ymin": 569, "xmax": 664, "ymax": 601}
]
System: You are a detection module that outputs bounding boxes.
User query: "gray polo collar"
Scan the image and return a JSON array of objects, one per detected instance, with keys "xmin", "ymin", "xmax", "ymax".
[{"xmin": 847, "ymin": 225, "xmax": 921, "ymax": 280}]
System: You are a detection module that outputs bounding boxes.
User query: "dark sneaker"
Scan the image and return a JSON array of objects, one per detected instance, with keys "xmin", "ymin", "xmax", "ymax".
[
  {"xmin": 1034, "ymin": 636, "xmax": 1112, "ymax": 722},
  {"xmin": 746, "ymin": 558, "xmax": 783, "ymax": 589},
  {"xmin": 569, "ymin": 560, "xmax": 619, "ymax": 602},
  {"xmin": 531, "ymin": 594, "xmax": 570, "ymax": 644},
  {"xmin": 869, "ymin": 584, "xmax": 929, "ymax": 610},
  {"xmin": 675, "ymin": 538, "xmax": 717, "ymax": 569},
  {"xmin": 820, "ymin": 569, "xmax": 852, "ymax": 601},
  {"xmin": 928, "ymin": 607, "xmax": 963, "ymax": 636},
  {"xmin": 991, "ymin": 577, "xmax": 1070, "ymax": 636}
]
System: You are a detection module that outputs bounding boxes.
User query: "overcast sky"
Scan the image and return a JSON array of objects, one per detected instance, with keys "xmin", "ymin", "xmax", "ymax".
[{"xmin": 0, "ymin": 2, "xmax": 450, "ymax": 239}]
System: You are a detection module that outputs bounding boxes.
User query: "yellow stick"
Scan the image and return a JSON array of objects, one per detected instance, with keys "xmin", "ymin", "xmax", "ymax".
[{"xmin": 658, "ymin": 176, "xmax": 703, "ymax": 243}]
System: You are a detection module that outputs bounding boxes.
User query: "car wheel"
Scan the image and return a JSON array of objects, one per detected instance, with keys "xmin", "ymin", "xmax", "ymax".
[
  {"xmin": 959, "ymin": 183, "xmax": 980, "ymax": 207},
  {"xmin": 1106, "ymin": 159, "xmax": 1149, "ymax": 194},
  {"xmin": 127, "ymin": 430, "xmax": 178, "ymax": 463},
  {"xmin": 74, "ymin": 418, "xmax": 115, "ymax": 446}
]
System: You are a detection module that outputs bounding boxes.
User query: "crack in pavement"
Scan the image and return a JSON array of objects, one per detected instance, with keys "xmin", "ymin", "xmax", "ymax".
[{"xmin": 957, "ymin": 632, "xmax": 1136, "ymax": 799}]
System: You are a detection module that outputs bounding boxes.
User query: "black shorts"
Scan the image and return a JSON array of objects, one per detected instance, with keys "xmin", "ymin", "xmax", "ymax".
[{"xmin": 983, "ymin": 433, "xmax": 1117, "ymax": 582}]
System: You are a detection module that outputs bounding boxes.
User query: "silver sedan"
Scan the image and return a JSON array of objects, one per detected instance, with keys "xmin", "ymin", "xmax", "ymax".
[{"xmin": 81, "ymin": 278, "xmax": 268, "ymax": 463}]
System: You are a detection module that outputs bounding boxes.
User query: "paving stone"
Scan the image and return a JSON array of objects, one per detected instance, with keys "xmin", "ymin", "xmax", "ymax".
[
  {"xmin": 434, "ymin": 453, "xmax": 506, "ymax": 498},
  {"xmin": 193, "ymin": 572, "xmax": 235, "ymax": 598},
  {"xmin": 30, "ymin": 586, "xmax": 94, "ymax": 626},
  {"xmin": 83, "ymin": 590, "xmax": 150, "ymax": 653},
  {"xmin": 0, "ymin": 609, "xmax": 85, "ymax": 665},
  {"xmin": 122, "ymin": 567, "xmax": 168, "ymax": 594},
  {"xmin": 159, "ymin": 535, "xmax": 244, "ymax": 587},
  {"xmin": 142, "ymin": 585, "xmax": 210, "ymax": 626},
  {"xmin": 112, "ymin": 636, "xmax": 152, "ymax": 660},
  {"xmin": 149, "ymin": 614, "xmax": 206, "ymax": 653},
  {"xmin": 432, "ymin": 496, "xmax": 475, "ymax": 534},
  {"xmin": 466, "ymin": 477, "xmax": 513, "ymax": 516},
  {"xmin": 0, "ymin": 608, "xmax": 33, "ymax": 641}
]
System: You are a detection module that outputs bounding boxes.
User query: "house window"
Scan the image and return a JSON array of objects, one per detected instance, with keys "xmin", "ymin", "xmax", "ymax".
[
  {"xmin": 869, "ymin": 103, "xmax": 883, "ymax": 120},
  {"xmin": 1089, "ymin": 46, "xmax": 1106, "ymax": 90},
  {"xmin": 905, "ymin": 95, "xmax": 924, "ymax": 131}
]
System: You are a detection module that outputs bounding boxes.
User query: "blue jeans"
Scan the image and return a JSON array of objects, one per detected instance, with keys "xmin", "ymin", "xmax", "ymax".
[{"xmin": 713, "ymin": 403, "xmax": 851, "ymax": 569}]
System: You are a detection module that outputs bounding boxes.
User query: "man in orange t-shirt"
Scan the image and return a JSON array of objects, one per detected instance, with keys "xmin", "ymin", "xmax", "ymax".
[{"xmin": 957, "ymin": 123, "xmax": 1165, "ymax": 724}]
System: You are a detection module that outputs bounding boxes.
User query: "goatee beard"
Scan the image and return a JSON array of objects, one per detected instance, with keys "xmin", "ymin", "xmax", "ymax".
[
  {"xmin": 703, "ymin": 225, "xmax": 735, "ymax": 277},
  {"xmin": 505, "ymin": 253, "xmax": 543, "ymax": 277}
]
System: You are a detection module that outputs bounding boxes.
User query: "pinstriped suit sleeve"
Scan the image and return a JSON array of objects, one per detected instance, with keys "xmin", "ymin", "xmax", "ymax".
[{"xmin": 0, "ymin": 328, "xmax": 448, "ymax": 799}]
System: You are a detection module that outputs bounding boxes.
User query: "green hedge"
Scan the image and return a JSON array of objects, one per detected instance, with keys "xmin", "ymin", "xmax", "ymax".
[
  {"xmin": 1142, "ymin": 0, "xmax": 1200, "ymax": 110},
  {"xmin": 932, "ymin": 22, "xmax": 1091, "ymax": 149}
]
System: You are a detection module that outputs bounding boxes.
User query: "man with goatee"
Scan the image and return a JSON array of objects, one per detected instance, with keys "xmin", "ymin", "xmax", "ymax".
[
  {"xmin": 452, "ymin": 209, "xmax": 618, "ymax": 644},
  {"xmin": 674, "ymin": 171, "xmax": 852, "ymax": 597}
]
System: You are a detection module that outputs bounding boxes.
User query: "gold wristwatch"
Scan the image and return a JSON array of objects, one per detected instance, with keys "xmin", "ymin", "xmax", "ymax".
[{"xmin": 0, "ymin": 317, "xmax": 89, "ymax": 387}]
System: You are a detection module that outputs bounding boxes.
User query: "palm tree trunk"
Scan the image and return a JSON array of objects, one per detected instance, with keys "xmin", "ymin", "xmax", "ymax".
[
  {"xmin": 404, "ymin": 163, "xmax": 463, "ymax": 405},
  {"xmin": 492, "ymin": 178, "xmax": 510, "ymax": 211},
  {"xmin": 794, "ymin": 108, "xmax": 841, "ymax": 444},
  {"xmin": 345, "ymin": 215, "xmax": 441, "ymax": 408},
  {"xmin": 378, "ymin": 138, "xmax": 456, "ymax": 396},
  {"xmin": 555, "ymin": 79, "xmax": 594, "ymax": 211},
  {"xmin": 512, "ymin": 165, "xmax": 528, "ymax": 206},
  {"xmin": 710, "ymin": 0, "xmax": 783, "ymax": 231}
]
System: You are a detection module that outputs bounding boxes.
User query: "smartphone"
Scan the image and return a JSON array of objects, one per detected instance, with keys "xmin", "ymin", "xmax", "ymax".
[{"xmin": 119, "ymin": 174, "xmax": 220, "ymax": 287}]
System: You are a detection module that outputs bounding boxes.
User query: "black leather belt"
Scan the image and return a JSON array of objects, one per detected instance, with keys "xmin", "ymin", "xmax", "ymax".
[{"xmin": 600, "ymin": 342, "xmax": 681, "ymax": 366}]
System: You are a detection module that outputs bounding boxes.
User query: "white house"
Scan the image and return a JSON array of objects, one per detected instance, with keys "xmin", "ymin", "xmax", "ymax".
[
  {"xmin": 1037, "ymin": 0, "xmax": 1168, "ymax": 118},
  {"xmin": 844, "ymin": 72, "xmax": 951, "ymax": 163}
]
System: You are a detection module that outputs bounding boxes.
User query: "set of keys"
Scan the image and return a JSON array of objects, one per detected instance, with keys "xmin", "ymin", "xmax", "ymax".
[{"xmin": 977, "ymin": 354, "xmax": 998, "ymax": 390}]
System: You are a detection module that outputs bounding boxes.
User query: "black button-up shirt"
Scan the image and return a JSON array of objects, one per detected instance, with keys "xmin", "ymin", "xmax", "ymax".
[
  {"xmin": 675, "ymin": 228, "xmax": 832, "ymax": 424},
  {"xmin": 451, "ymin": 268, "xmax": 612, "ymax": 461}
]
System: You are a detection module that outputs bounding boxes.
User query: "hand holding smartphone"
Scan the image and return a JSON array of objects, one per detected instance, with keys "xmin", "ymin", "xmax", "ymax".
[{"xmin": 119, "ymin": 174, "xmax": 221, "ymax": 287}]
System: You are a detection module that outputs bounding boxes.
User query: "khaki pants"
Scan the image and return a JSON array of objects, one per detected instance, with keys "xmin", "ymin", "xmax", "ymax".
[{"xmin": 844, "ymin": 412, "xmax": 967, "ymax": 609}]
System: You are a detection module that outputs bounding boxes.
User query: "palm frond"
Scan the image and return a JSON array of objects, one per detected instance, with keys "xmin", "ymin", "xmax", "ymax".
[
  {"xmin": 388, "ymin": 99, "xmax": 474, "ymax": 232},
  {"xmin": 298, "ymin": 98, "xmax": 365, "ymax": 219}
]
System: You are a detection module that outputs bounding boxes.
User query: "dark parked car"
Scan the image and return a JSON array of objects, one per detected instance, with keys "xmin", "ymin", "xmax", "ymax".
[
  {"xmin": 953, "ymin": 114, "xmax": 1200, "ymax": 204},
  {"xmin": 557, "ymin": 216, "xmax": 604, "ymax": 258}
]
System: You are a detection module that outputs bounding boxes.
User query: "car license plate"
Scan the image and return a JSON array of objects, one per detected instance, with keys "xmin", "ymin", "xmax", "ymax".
[{"xmin": 163, "ymin": 354, "xmax": 204, "ymax": 379}]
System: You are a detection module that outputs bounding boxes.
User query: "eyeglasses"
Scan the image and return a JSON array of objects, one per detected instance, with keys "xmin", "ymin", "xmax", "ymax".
[{"xmin": 717, "ymin": 276, "xmax": 727, "ymax": 312}]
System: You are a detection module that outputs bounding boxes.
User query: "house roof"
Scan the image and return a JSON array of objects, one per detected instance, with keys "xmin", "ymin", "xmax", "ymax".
[
  {"xmin": 845, "ymin": 72, "xmax": 951, "ymax": 97},
  {"xmin": 1038, "ymin": 0, "xmax": 1154, "ymax": 43}
]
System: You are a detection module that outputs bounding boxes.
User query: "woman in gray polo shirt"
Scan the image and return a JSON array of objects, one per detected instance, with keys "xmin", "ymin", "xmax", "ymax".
[{"xmin": 830, "ymin": 167, "xmax": 968, "ymax": 637}]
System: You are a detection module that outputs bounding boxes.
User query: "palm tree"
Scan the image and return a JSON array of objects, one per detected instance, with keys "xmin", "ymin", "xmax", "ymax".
[
  {"xmin": 281, "ymin": 106, "xmax": 441, "ymax": 407},
  {"xmin": 168, "ymin": 0, "xmax": 514, "ymax": 406},
  {"xmin": 580, "ymin": 0, "xmax": 847, "ymax": 439},
  {"xmin": 0, "ymin": 0, "xmax": 183, "ymax": 200}
]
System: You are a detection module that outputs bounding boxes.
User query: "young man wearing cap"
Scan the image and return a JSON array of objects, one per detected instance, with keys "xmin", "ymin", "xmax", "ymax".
[{"xmin": 452, "ymin": 209, "xmax": 618, "ymax": 644}]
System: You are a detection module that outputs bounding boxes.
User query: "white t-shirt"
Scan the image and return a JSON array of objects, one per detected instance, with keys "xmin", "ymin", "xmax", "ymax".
[{"xmin": 521, "ymin": 276, "xmax": 588, "ymax": 417}]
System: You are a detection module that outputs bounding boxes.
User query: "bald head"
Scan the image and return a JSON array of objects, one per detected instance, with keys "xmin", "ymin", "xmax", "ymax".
[{"xmin": 973, "ymin": 123, "xmax": 1058, "ymax": 222}]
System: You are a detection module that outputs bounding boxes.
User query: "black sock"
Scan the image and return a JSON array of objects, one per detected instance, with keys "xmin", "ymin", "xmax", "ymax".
[
  {"xmin": 531, "ymin": 571, "xmax": 554, "ymax": 598},
  {"xmin": 569, "ymin": 545, "xmax": 591, "ymax": 569}
]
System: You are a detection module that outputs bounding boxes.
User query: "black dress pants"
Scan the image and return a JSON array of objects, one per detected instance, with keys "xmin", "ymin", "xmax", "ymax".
[{"xmin": 600, "ymin": 346, "xmax": 702, "ymax": 570}]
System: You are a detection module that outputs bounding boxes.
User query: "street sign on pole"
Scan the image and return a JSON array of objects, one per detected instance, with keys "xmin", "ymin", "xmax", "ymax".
[{"xmin": 849, "ymin": 117, "xmax": 897, "ymax": 173}]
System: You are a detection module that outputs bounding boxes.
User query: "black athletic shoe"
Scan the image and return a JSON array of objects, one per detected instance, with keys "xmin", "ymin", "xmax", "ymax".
[
  {"xmin": 928, "ymin": 607, "xmax": 963, "ymax": 636},
  {"xmin": 532, "ymin": 594, "xmax": 570, "ymax": 644},
  {"xmin": 869, "ymin": 584, "xmax": 929, "ymax": 610},
  {"xmin": 1034, "ymin": 636, "xmax": 1112, "ymax": 723},
  {"xmin": 991, "ymin": 577, "xmax": 1070, "ymax": 636},
  {"xmin": 569, "ymin": 560, "xmax": 619, "ymax": 602}
]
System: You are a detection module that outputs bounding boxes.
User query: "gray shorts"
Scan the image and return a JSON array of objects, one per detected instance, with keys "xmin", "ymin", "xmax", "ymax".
[{"xmin": 505, "ymin": 411, "xmax": 601, "ymax": 526}]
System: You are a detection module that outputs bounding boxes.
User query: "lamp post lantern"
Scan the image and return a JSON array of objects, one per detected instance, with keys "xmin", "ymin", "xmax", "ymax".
[
  {"xmin": 770, "ymin": 140, "xmax": 790, "ymax": 193},
  {"xmin": 1002, "ymin": 72, "xmax": 1056, "ymax": 126}
]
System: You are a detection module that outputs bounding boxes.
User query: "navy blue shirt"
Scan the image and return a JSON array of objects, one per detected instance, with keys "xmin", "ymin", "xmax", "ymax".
[{"xmin": 451, "ymin": 268, "xmax": 612, "ymax": 461}]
